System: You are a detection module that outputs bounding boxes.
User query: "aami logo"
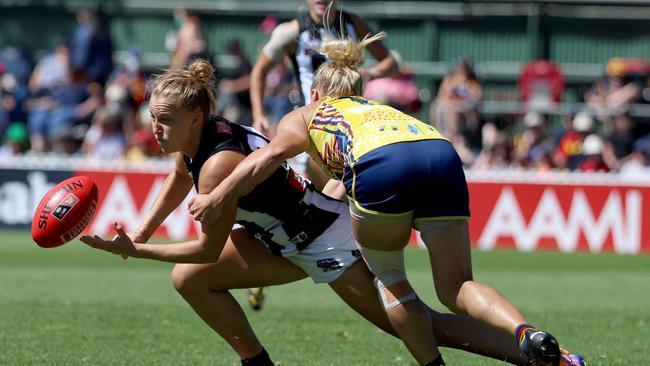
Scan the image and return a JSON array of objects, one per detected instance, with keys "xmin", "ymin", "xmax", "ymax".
[{"xmin": 52, "ymin": 193, "xmax": 79, "ymax": 220}]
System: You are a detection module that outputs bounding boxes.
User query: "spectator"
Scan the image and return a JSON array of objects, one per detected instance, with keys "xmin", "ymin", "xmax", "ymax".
[
  {"xmin": 104, "ymin": 49, "xmax": 147, "ymax": 145},
  {"xmin": 577, "ymin": 134, "xmax": 608, "ymax": 172},
  {"xmin": 603, "ymin": 112, "xmax": 636, "ymax": 171},
  {"xmin": 585, "ymin": 58, "xmax": 644, "ymax": 123},
  {"xmin": 620, "ymin": 134, "xmax": 650, "ymax": 175},
  {"xmin": 107, "ymin": 47, "xmax": 146, "ymax": 108},
  {"xmin": 553, "ymin": 112, "xmax": 593, "ymax": 170},
  {"xmin": 430, "ymin": 58, "xmax": 482, "ymax": 138},
  {"xmin": 26, "ymin": 69, "xmax": 99, "ymax": 153},
  {"xmin": 0, "ymin": 66, "xmax": 9, "ymax": 136},
  {"xmin": 511, "ymin": 112, "xmax": 552, "ymax": 169},
  {"xmin": 125, "ymin": 103, "xmax": 161, "ymax": 161},
  {"xmin": 81, "ymin": 105, "xmax": 126, "ymax": 159},
  {"xmin": 0, "ymin": 122, "xmax": 29, "ymax": 157},
  {"xmin": 70, "ymin": 10, "xmax": 114, "ymax": 84},
  {"xmin": 168, "ymin": 8, "xmax": 208, "ymax": 70},
  {"xmin": 218, "ymin": 39, "xmax": 252, "ymax": 125},
  {"xmin": 472, "ymin": 122, "xmax": 511, "ymax": 170},
  {"xmin": 0, "ymin": 47, "xmax": 32, "ymax": 128},
  {"xmin": 0, "ymin": 46, "xmax": 33, "ymax": 87},
  {"xmin": 27, "ymin": 43, "xmax": 70, "ymax": 97},
  {"xmin": 50, "ymin": 123, "xmax": 85, "ymax": 155}
]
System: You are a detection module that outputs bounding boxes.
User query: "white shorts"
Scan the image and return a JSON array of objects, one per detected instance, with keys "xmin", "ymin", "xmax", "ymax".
[
  {"xmin": 285, "ymin": 210, "xmax": 361, "ymax": 284},
  {"xmin": 286, "ymin": 152, "xmax": 309, "ymax": 175}
]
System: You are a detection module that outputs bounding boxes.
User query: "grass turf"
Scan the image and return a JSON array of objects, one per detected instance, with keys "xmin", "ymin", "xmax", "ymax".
[{"xmin": 1, "ymin": 229, "xmax": 648, "ymax": 365}]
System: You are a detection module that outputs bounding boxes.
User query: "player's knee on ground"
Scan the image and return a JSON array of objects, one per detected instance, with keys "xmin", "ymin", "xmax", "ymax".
[{"xmin": 358, "ymin": 246, "xmax": 417, "ymax": 310}]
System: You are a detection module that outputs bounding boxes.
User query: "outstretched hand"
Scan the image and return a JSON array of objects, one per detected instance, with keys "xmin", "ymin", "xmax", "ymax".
[
  {"xmin": 188, "ymin": 194, "xmax": 224, "ymax": 225},
  {"xmin": 80, "ymin": 223, "xmax": 137, "ymax": 259}
]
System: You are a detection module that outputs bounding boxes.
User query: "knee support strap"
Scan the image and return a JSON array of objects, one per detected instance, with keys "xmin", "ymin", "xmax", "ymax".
[{"xmin": 358, "ymin": 246, "xmax": 417, "ymax": 310}]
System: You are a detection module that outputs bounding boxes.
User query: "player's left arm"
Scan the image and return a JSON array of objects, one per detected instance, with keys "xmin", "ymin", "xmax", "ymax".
[
  {"xmin": 82, "ymin": 151, "xmax": 245, "ymax": 263},
  {"xmin": 350, "ymin": 13, "xmax": 398, "ymax": 80}
]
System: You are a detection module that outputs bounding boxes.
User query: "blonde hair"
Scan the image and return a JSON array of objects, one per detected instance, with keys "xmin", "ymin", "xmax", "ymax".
[
  {"xmin": 312, "ymin": 32, "xmax": 387, "ymax": 97},
  {"xmin": 152, "ymin": 59, "xmax": 216, "ymax": 119}
]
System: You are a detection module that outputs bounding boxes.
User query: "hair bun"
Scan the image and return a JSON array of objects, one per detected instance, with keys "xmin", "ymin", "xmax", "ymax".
[
  {"xmin": 318, "ymin": 32, "xmax": 387, "ymax": 69},
  {"xmin": 319, "ymin": 39, "xmax": 364, "ymax": 69},
  {"xmin": 188, "ymin": 59, "xmax": 214, "ymax": 81}
]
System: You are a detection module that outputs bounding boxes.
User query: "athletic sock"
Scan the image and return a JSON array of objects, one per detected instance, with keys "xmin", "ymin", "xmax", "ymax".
[
  {"xmin": 515, "ymin": 323, "xmax": 536, "ymax": 349},
  {"xmin": 241, "ymin": 348, "xmax": 274, "ymax": 366},
  {"xmin": 422, "ymin": 355, "xmax": 445, "ymax": 366}
]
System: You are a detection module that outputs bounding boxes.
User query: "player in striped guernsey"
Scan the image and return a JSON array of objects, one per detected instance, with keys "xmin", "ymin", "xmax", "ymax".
[
  {"xmin": 248, "ymin": 0, "xmax": 398, "ymax": 309},
  {"xmin": 250, "ymin": 0, "xmax": 397, "ymax": 134},
  {"xmin": 82, "ymin": 59, "xmax": 565, "ymax": 366}
]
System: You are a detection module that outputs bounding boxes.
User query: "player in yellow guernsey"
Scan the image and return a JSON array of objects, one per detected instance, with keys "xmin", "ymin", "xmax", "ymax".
[
  {"xmin": 306, "ymin": 95, "xmax": 445, "ymax": 176},
  {"xmin": 189, "ymin": 33, "xmax": 586, "ymax": 366}
]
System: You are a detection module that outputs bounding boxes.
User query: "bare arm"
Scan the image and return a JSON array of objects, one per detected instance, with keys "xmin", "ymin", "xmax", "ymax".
[
  {"xmin": 135, "ymin": 153, "xmax": 194, "ymax": 242},
  {"xmin": 350, "ymin": 14, "xmax": 398, "ymax": 80},
  {"xmin": 82, "ymin": 151, "xmax": 246, "ymax": 263},
  {"xmin": 250, "ymin": 53, "xmax": 277, "ymax": 128},
  {"xmin": 221, "ymin": 109, "xmax": 310, "ymax": 199},
  {"xmin": 251, "ymin": 21, "xmax": 298, "ymax": 131}
]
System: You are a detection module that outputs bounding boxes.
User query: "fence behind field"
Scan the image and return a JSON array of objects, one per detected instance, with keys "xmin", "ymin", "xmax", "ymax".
[{"xmin": 2, "ymin": 157, "xmax": 648, "ymax": 254}]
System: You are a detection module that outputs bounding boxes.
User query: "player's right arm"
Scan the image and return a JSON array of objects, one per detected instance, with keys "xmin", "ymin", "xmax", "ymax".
[
  {"xmin": 250, "ymin": 20, "xmax": 298, "ymax": 132},
  {"xmin": 81, "ymin": 151, "xmax": 244, "ymax": 263},
  {"xmin": 133, "ymin": 152, "xmax": 194, "ymax": 242}
]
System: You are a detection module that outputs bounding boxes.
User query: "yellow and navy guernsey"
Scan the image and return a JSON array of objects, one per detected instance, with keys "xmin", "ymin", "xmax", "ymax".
[{"xmin": 306, "ymin": 96, "xmax": 446, "ymax": 179}]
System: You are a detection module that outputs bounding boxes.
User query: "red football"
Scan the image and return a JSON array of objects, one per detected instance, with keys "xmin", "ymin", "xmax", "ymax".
[{"xmin": 31, "ymin": 176, "xmax": 99, "ymax": 248}]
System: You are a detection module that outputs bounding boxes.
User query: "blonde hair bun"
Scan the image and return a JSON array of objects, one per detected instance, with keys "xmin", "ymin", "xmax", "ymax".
[
  {"xmin": 318, "ymin": 32, "xmax": 387, "ymax": 69},
  {"xmin": 188, "ymin": 59, "xmax": 214, "ymax": 82}
]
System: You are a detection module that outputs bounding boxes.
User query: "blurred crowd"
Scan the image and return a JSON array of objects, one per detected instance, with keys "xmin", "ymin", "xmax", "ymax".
[
  {"xmin": 0, "ymin": 9, "xmax": 299, "ymax": 162},
  {"xmin": 2, "ymin": 8, "xmax": 650, "ymax": 174},
  {"xmin": 429, "ymin": 57, "xmax": 650, "ymax": 175}
]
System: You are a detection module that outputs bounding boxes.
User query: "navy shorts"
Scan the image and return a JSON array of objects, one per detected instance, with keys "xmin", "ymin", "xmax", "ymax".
[{"xmin": 342, "ymin": 139, "xmax": 470, "ymax": 222}]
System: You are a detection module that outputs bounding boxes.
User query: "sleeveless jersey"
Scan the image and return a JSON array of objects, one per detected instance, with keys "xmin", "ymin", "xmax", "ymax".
[
  {"xmin": 291, "ymin": 11, "xmax": 357, "ymax": 104},
  {"xmin": 184, "ymin": 116, "xmax": 345, "ymax": 256},
  {"xmin": 306, "ymin": 96, "xmax": 447, "ymax": 179}
]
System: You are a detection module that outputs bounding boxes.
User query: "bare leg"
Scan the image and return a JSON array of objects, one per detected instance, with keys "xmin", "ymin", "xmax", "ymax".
[
  {"xmin": 329, "ymin": 260, "xmax": 528, "ymax": 365},
  {"xmin": 171, "ymin": 228, "xmax": 308, "ymax": 359},
  {"xmin": 351, "ymin": 216, "xmax": 440, "ymax": 365},
  {"xmin": 421, "ymin": 221, "xmax": 527, "ymax": 334}
]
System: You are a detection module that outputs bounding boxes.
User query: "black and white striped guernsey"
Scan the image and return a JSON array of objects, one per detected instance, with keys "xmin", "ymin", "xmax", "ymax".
[
  {"xmin": 291, "ymin": 11, "xmax": 358, "ymax": 104},
  {"xmin": 183, "ymin": 116, "xmax": 345, "ymax": 256}
]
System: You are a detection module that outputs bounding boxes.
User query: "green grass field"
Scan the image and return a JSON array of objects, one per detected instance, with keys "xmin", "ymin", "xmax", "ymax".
[{"xmin": 1, "ymin": 229, "xmax": 648, "ymax": 365}]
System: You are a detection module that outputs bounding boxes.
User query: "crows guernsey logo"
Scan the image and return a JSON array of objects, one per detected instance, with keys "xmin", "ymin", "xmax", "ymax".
[{"xmin": 52, "ymin": 193, "xmax": 80, "ymax": 221}]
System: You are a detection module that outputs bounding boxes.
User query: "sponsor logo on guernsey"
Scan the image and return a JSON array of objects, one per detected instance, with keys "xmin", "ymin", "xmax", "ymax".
[{"xmin": 216, "ymin": 121, "xmax": 232, "ymax": 134}]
